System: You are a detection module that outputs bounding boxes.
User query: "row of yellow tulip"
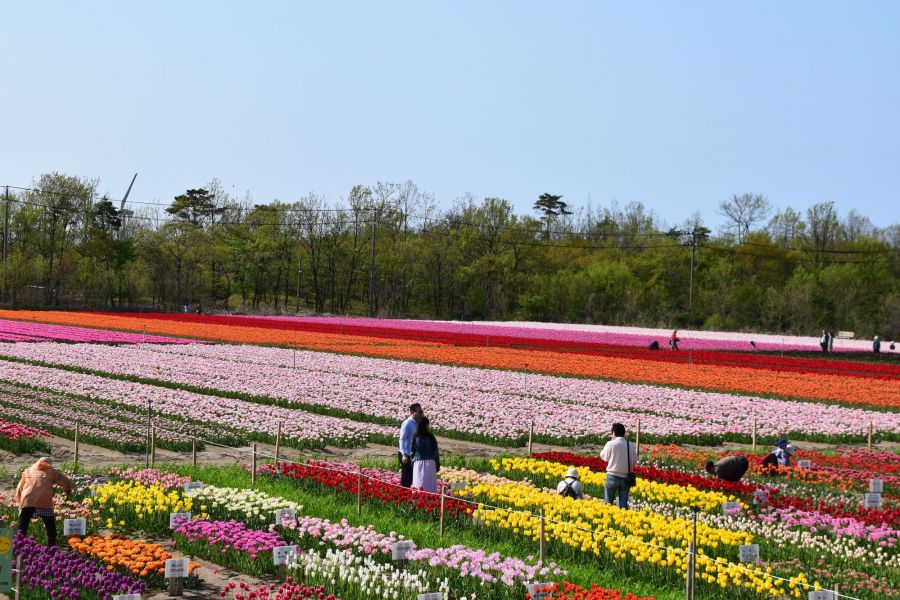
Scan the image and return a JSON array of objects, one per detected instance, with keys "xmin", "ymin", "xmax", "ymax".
[
  {"xmin": 469, "ymin": 481, "xmax": 810, "ymax": 597},
  {"xmin": 490, "ymin": 457, "xmax": 743, "ymax": 511}
]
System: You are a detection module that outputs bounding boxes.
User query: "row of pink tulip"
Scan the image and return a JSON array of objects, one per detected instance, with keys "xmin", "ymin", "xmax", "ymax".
[
  {"xmin": 0, "ymin": 318, "xmax": 196, "ymax": 344},
  {"xmin": 2, "ymin": 342, "xmax": 895, "ymax": 443}
]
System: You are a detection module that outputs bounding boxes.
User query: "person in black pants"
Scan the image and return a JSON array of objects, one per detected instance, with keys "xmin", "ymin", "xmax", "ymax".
[
  {"xmin": 15, "ymin": 457, "xmax": 72, "ymax": 546},
  {"xmin": 398, "ymin": 403, "xmax": 423, "ymax": 487}
]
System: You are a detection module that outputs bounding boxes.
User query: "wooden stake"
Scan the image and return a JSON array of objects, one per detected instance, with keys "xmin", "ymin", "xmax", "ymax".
[
  {"xmin": 191, "ymin": 438, "xmax": 197, "ymax": 468},
  {"xmin": 14, "ymin": 555, "xmax": 21, "ymax": 600},
  {"xmin": 752, "ymin": 418, "xmax": 757, "ymax": 451},
  {"xmin": 538, "ymin": 507, "xmax": 546, "ymax": 564},
  {"xmin": 274, "ymin": 422, "xmax": 282, "ymax": 464},
  {"xmin": 868, "ymin": 422, "xmax": 873, "ymax": 452},
  {"xmin": 439, "ymin": 490, "xmax": 446, "ymax": 538},
  {"xmin": 251, "ymin": 443, "xmax": 257, "ymax": 486},
  {"xmin": 357, "ymin": 465, "xmax": 363, "ymax": 516},
  {"xmin": 527, "ymin": 420, "xmax": 534, "ymax": 455},
  {"xmin": 635, "ymin": 419, "xmax": 641, "ymax": 457},
  {"xmin": 150, "ymin": 426, "xmax": 157, "ymax": 467},
  {"xmin": 74, "ymin": 421, "xmax": 80, "ymax": 470}
]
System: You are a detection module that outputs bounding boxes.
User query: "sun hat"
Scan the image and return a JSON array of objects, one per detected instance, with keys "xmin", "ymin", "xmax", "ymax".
[
  {"xmin": 775, "ymin": 439, "xmax": 789, "ymax": 447},
  {"xmin": 565, "ymin": 467, "xmax": 579, "ymax": 479},
  {"xmin": 38, "ymin": 456, "xmax": 53, "ymax": 466}
]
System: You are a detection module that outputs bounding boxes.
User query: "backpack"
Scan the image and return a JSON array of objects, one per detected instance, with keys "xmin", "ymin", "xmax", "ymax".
[{"xmin": 559, "ymin": 480, "xmax": 578, "ymax": 498}]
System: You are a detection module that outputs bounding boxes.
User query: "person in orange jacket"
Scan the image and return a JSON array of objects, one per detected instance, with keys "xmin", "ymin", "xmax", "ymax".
[{"xmin": 14, "ymin": 457, "xmax": 72, "ymax": 546}]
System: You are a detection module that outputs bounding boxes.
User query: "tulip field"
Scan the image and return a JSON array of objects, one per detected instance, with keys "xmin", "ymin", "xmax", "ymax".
[{"xmin": 0, "ymin": 311, "xmax": 897, "ymax": 599}]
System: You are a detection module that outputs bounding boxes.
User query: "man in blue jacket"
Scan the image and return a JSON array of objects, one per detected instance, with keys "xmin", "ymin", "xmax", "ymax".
[{"xmin": 398, "ymin": 403, "xmax": 424, "ymax": 487}]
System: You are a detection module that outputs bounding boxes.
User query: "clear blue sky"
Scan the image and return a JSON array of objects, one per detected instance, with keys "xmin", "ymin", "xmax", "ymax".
[{"xmin": 2, "ymin": 1, "xmax": 898, "ymax": 230}]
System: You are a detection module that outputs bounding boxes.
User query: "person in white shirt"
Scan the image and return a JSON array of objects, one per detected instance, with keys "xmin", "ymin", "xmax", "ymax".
[
  {"xmin": 556, "ymin": 467, "xmax": 585, "ymax": 499},
  {"xmin": 398, "ymin": 403, "xmax": 423, "ymax": 488},
  {"xmin": 598, "ymin": 422, "xmax": 638, "ymax": 509}
]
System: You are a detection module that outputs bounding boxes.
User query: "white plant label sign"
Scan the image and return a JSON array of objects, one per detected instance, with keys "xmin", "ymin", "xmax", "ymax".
[
  {"xmin": 417, "ymin": 594, "xmax": 445, "ymax": 600},
  {"xmin": 169, "ymin": 512, "xmax": 192, "ymax": 529},
  {"xmin": 392, "ymin": 540, "xmax": 414, "ymax": 561},
  {"xmin": 113, "ymin": 595, "xmax": 142, "ymax": 600},
  {"xmin": 869, "ymin": 479, "xmax": 884, "ymax": 494},
  {"xmin": 752, "ymin": 490, "xmax": 769, "ymax": 506},
  {"xmin": 527, "ymin": 583, "xmax": 555, "ymax": 599},
  {"xmin": 164, "ymin": 558, "xmax": 190, "ymax": 579},
  {"xmin": 722, "ymin": 501, "xmax": 742, "ymax": 515},
  {"xmin": 183, "ymin": 481, "xmax": 205, "ymax": 492},
  {"xmin": 863, "ymin": 493, "xmax": 882, "ymax": 509},
  {"xmin": 738, "ymin": 544, "xmax": 759, "ymax": 563},
  {"xmin": 63, "ymin": 518, "xmax": 86, "ymax": 536},
  {"xmin": 272, "ymin": 545, "xmax": 298, "ymax": 566},
  {"xmin": 808, "ymin": 591, "xmax": 834, "ymax": 600},
  {"xmin": 797, "ymin": 460, "xmax": 812, "ymax": 469},
  {"xmin": 274, "ymin": 508, "xmax": 296, "ymax": 525}
]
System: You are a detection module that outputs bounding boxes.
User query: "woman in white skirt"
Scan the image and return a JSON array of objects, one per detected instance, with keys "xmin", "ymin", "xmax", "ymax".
[{"xmin": 411, "ymin": 417, "xmax": 440, "ymax": 493}]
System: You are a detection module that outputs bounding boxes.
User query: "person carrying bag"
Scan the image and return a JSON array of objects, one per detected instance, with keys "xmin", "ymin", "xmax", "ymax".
[{"xmin": 599, "ymin": 422, "xmax": 638, "ymax": 509}]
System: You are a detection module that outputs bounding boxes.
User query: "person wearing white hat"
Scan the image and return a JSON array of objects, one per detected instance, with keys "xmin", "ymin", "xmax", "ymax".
[
  {"xmin": 556, "ymin": 467, "xmax": 585, "ymax": 499},
  {"xmin": 14, "ymin": 456, "xmax": 72, "ymax": 546}
]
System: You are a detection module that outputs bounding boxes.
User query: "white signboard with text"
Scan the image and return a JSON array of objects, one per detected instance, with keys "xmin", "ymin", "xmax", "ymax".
[
  {"xmin": 63, "ymin": 518, "xmax": 86, "ymax": 536},
  {"xmin": 273, "ymin": 545, "xmax": 298, "ymax": 566},
  {"xmin": 164, "ymin": 558, "xmax": 190, "ymax": 579}
]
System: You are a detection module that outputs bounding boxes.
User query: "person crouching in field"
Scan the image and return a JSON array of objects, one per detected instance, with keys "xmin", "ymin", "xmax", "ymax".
[
  {"xmin": 705, "ymin": 456, "xmax": 750, "ymax": 482},
  {"xmin": 15, "ymin": 457, "xmax": 72, "ymax": 546},
  {"xmin": 557, "ymin": 467, "xmax": 585, "ymax": 499}
]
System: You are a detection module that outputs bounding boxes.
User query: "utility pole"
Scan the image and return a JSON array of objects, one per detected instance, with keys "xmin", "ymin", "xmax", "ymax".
[
  {"xmin": 688, "ymin": 230, "xmax": 696, "ymax": 311},
  {"xmin": 2, "ymin": 186, "xmax": 9, "ymax": 304},
  {"xmin": 368, "ymin": 207, "xmax": 377, "ymax": 318},
  {"xmin": 295, "ymin": 255, "xmax": 302, "ymax": 312}
]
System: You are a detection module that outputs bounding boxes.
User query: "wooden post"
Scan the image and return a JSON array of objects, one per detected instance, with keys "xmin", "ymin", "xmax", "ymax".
[
  {"xmin": 751, "ymin": 418, "xmax": 757, "ymax": 451},
  {"xmin": 74, "ymin": 421, "xmax": 80, "ymax": 470},
  {"xmin": 684, "ymin": 542, "xmax": 695, "ymax": 600},
  {"xmin": 13, "ymin": 555, "xmax": 21, "ymax": 600},
  {"xmin": 868, "ymin": 422, "xmax": 873, "ymax": 452},
  {"xmin": 278, "ymin": 563, "xmax": 287, "ymax": 581},
  {"xmin": 191, "ymin": 438, "xmax": 197, "ymax": 468},
  {"xmin": 538, "ymin": 507, "xmax": 546, "ymax": 564},
  {"xmin": 274, "ymin": 422, "xmax": 282, "ymax": 464},
  {"xmin": 357, "ymin": 465, "xmax": 363, "ymax": 516},
  {"xmin": 527, "ymin": 420, "xmax": 534, "ymax": 455},
  {"xmin": 168, "ymin": 576, "xmax": 183, "ymax": 596},
  {"xmin": 439, "ymin": 490, "xmax": 446, "ymax": 538},
  {"xmin": 635, "ymin": 419, "xmax": 641, "ymax": 457},
  {"xmin": 251, "ymin": 443, "xmax": 257, "ymax": 486},
  {"xmin": 150, "ymin": 426, "xmax": 157, "ymax": 467},
  {"xmin": 833, "ymin": 583, "xmax": 840, "ymax": 598}
]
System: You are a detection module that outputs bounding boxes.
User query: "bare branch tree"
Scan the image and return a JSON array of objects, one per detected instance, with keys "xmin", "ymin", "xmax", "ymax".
[{"xmin": 718, "ymin": 193, "xmax": 771, "ymax": 243}]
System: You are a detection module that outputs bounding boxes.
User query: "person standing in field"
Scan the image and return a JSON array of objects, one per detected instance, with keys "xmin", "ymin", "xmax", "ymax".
[
  {"xmin": 599, "ymin": 422, "xmax": 638, "ymax": 509},
  {"xmin": 820, "ymin": 330, "xmax": 829, "ymax": 353},
  {"xmin": 398, "ymin": 403, "xmax": 423, "ymax": 488},
  {"xmin": 669, "ymin": 330, "xmax": 680, "ymax": 350},
  {"xmin": 411, "ymin": 416, "xmax": 440, "ymax": 493},
  {"xmin": 873, "ymin": 336, "xmax": 880, "ymax": 354},
  {"xmin": 14, "ymin": 457, "xmax": 72, "ymax": 546}
]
